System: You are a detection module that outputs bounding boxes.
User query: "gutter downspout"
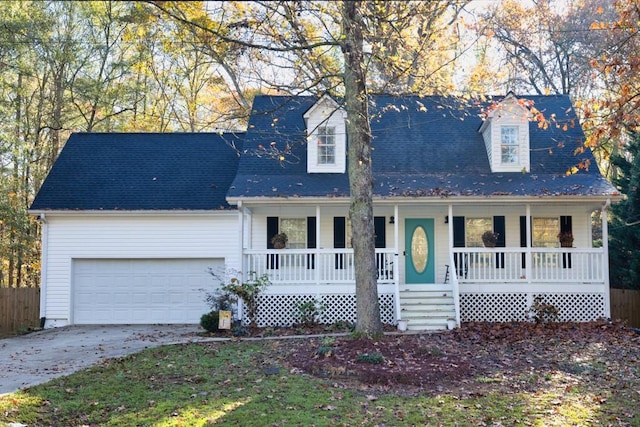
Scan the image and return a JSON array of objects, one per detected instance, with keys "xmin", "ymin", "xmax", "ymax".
[
  {"xmin": 37, "ymin": 213, "xmax": 48, "ymax": 328},
  {"xmin": 602, "ymin": 198, "xmax": 611, "ymax": 318}
]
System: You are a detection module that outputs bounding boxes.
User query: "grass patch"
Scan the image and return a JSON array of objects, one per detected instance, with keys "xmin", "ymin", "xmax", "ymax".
[{"xmin": 1, "ymin": 337, "xmax": 638, "ymax": 426}]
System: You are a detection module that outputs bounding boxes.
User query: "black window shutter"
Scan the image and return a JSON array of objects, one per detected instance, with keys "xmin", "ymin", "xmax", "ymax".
[
  {"xmin": 519, "ymin": 216, "xmax": 527, "ymax": 268},
  {"xmin": 267, "ymin": 216, "xmax": 279, "ymax": 269},
  {"xmin": 493, "ymin": 216, "xmax": 505, "ymax": 247},
  {"xmin": 267, "ymin": 217, "xmax": 279, "ymax": 248},
  {"xmin": 560, "ymin": 216, "xmax": 572, "ymax": 234},
  {"xmin": 374, "ymin": 216, "xmax": 386, "ymax": 248},
  {"xmin": 453, "ymin": 216, "xmax": 465, "ymax": 247},
  {"xmin": 333, "ymin": 217, "xmax": 346, "ymax": 248},
  {"xmin": 307, "ymin": 217, "xmax": 316, "ymax": 269},
  {"xmin": 560, "ymin": 215, "xmax": 573, "ymax": 268},
  {"xmin": 493, "ymin": 216, "xmax": 506, "ymax": 268},
  {"xmin": 334, "ymin": 217, "xmax": 346, "ymax": 269},
  {"xmin": 452, "ymin": 216, "xmax": 466, "ymax": 277}
]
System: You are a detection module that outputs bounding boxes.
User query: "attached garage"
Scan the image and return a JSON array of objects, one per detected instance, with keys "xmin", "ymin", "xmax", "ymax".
[
  {"xmin": 29, "ymin": 133, "xmax": 243, "ymax": 328},
  {"xmin": 72, "ymin": 258, "xmax": 222, "ymax": 324}
]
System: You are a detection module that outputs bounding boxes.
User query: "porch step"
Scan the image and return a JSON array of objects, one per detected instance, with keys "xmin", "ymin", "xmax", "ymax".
[{"xmin": 399, "ymin": 285, "xmax": 456, "ymax": 331}]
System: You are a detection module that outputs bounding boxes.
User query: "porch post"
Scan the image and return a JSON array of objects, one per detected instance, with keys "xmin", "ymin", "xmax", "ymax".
[
  {"xmin": 602, "ymin": 199, "xmax": 611, "ymax": 318},
  {"xmin": 237, "ymin": 201, "xmax": 245, "ymax": 322},
  {"xmin": 526, "ymin": 204, "xmax": 532, "ymax": 285},
  {"xmin": 316, "ymin": 205, "xmax": 321, "ymax": 287},
  {"xmin": 448, "ymin": 203, "xmax": 460, "ymax": 327},
  {"xmin": 394, "ymin": 204, "xmax": 401, "ymax": 321}
]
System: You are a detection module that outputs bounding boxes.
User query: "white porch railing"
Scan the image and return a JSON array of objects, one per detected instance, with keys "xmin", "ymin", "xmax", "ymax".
[
  {"xmin": 244, "ymin": 248, "xmax": 396, "ymax": 285},
  {"xmin": 452, "ymin": 248, "xmax": 605, "ymax": 284}
]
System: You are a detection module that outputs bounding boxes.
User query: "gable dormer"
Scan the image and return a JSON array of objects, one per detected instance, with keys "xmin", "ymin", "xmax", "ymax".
[
  {"xmin": 478, "ymin": 92, "xmax": 531, "ymax": 173},
  {"xmin": 304, "ymin": 95, "xmax": 347, "ymax": 173}
]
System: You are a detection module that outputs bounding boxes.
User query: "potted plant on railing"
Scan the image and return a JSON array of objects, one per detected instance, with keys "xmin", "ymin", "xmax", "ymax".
[
  {"xmin": 481, "ymin": 230, "xmax": 499, "ymax": 248},
  {"xmin": 270, "ymin": 232, "xmax": 288, "ymax": 249},
  {"xmin": 558, "ymin": 231, "xmax": 574, "ymax": 248}
]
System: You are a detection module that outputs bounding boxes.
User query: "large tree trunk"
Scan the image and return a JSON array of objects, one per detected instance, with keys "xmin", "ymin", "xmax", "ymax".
[{"xmin": 342, "ymin": 1, "xmax": 382, "ymax": 337}]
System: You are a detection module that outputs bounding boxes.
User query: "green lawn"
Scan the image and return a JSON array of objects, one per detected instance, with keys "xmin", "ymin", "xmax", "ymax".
[{"xmin": 1, "ymin": 335, "xmax": 639, "ymax": 426}]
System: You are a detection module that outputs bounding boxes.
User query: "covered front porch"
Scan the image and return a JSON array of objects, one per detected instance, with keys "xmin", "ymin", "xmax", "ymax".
[{"xmin": 236, "ymin": 199, "xmax": 612, "ymax": 330}]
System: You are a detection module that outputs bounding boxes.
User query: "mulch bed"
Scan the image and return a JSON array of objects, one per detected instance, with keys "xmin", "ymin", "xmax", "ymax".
[{"xmin": 281, "ymin": 320, "xmax": 640, "ymax": 396}]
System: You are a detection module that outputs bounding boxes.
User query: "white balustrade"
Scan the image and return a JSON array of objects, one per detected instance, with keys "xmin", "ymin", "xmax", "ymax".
[
  {"xmin": 452, "ymin": 248, "xmax": 604, "ymax": 284},
  {"xmin": 244, "ymin": 249, "xmax": 396, "ymax": 285}
]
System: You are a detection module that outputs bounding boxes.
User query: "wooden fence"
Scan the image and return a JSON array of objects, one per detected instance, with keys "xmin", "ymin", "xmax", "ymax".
[
  {"xmin": 0, "ymin": 287, "xmax": 40, "ymax": 336},
  {"xmin": 610, "ymin": 288, "xmax": 640, "ymax": 328}
]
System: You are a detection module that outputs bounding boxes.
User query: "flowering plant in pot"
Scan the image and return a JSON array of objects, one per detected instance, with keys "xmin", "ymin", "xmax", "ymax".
[
  {"xmin": 270, "ymin": 232, "xmax": 288, "ymax": 249},
  {"xmin": 557, "ymin": 231, "xmax": 574, "ymax": 247},
  {"xmin": 481, "ymin": 230, "xmax": 499, "ymax": 248}
]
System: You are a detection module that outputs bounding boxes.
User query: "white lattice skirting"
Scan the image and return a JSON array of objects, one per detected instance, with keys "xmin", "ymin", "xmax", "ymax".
[
  {"xmin": 245, "ymin": 293, "xmax": 396, "ymax": 327},
  {"xmin": 460, "ymin": 292, "xmax": 606, "ymax": 322}
]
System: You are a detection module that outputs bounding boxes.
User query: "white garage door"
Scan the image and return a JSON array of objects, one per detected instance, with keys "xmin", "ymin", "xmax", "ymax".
[{"xmin": 72, "ymin": 259, "xmax": 222, "ymax": 324}]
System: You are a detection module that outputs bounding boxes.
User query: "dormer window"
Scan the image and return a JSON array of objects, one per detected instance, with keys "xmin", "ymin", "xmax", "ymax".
[
  {"xmin": 318, "ymin": 126, "xmax": 336, "ymax": 165},
  {"xmin": 501, "ymin": 126, "xmax": 519, "ymax": 164},
  {"xmin": 478, "ymin": 93, "xmax": 530, "ymax": 173},
  {"xmin": 304, "ymin": 95, "xmax": 347, "ymax": 174}
]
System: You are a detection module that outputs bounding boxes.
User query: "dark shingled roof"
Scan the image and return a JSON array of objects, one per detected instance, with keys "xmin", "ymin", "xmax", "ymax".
[
  {"xmin": 228, "ymin": 94, "xmax": 618, "ymax": 199},
  {"xmin": 31, "ymin": 94, "xmax": 618, "ymax": 212},
  {"xmin": 30, "ymin": 132, "xmax": 243, "ymax": 211}
]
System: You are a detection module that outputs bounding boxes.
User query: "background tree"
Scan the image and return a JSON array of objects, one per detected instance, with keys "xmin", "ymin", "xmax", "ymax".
[
  {"xmin": 475, "ymin": 0, "xmax": 616, "ymax": 97},
  {"xmin": 472, "ymin": 0, "xmax": 638, "ymax": 179},
  {"xmin": 609, "ymin": 134, "xmax": 640, "ymax": 290},
  {"xmin": 587, "ymin": 0, "xmax": 640, "ymax": 291},
  {"xmin": 586, "ymin": 0, "xmax": 640, "ymax": 173},
  {"xmin": 0, "ymin": 0, "xmax": 250, "ymax": 287}
]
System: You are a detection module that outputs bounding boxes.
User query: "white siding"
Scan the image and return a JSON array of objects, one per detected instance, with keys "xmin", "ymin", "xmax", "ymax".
[
  {"xmin": 482, "ymin": 123, "xmax": 493, "ymax": 165},
  {"xmin": 246, "ymin": 206, "xmax": 397, "ymax": 250},
  {"xmin": 481, "ymin": 97, "xmax": 531, "ymax": 173},
  {"xmin": 305, "ymin": 98, "xmax": 347, "ymax": 174},
  {"xmin": 244, "ymin": 203, "xmax": 595, "ymax": 286},
  {"xmin": 42, "ymin": 213, "xmax": 240, "ymax": 326}
]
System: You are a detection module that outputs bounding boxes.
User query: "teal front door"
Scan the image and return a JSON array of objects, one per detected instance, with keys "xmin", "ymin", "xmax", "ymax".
[{"xmin": 405, "ymin": 218, "xmax": 435, "ymax": 283}]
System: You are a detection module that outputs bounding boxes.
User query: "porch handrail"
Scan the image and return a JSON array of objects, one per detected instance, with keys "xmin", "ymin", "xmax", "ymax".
[
  {"xmin": 452, "ymin": 247, "xmax": 605, "ymax": 284},
  {"xmin": 244, "ymin": 248, "xmax": 396, "ymax": 285}
]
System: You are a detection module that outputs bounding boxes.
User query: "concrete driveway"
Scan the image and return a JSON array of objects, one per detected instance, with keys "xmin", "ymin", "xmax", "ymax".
[{"xmin": 0, "ymin": 324, "xmax": 209, "ymax": 395}]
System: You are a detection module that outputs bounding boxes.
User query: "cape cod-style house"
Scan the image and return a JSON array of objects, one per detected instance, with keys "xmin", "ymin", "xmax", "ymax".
[{"xmin": 30, "ymin": 93, "xmax": 621, "ymax": 330}]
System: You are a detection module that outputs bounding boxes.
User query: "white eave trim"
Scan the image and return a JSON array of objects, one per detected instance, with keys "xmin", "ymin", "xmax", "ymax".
[
  {"xmin": 27, "ymin": 209, "xmax": 238, "ymax": 217},
  {"xmin": 227, "ymin": 194, "xmax": 622, "ymax": 206},
  {"xmin": 303, "ymin": 94, "xmax": 346, "ymax": 120}
]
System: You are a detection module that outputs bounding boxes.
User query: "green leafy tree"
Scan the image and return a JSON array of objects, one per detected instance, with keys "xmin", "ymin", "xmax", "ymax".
[
  {"xmin": 609, "ymin": 134, "xmax": 640, "ymax": 290},
  {"xmin": 472, "ymin": 0, "xmax": 630, "ymax": 178}
]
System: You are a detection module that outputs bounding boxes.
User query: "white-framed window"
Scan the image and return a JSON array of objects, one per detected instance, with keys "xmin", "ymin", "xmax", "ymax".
[
  {"xmin": 279, "ymin": 218, "xmax": 306, "ymax": 249},
  {"xmin": 501, "ymin": 126, "xmax": 519, "ymax": 164},
  {"xmin": 532, "ymin": 217, "xmax": 559, "ymax": 248},
  {"xmin": 317, "ymin": 126, "xmax": 336, "ymax": 165},
  {"xmin": 305, "ymin": 96, "xmax": 346, "ymax": 173},
  {"xmin": 532, "ymin": 217, "xmax": 560, "ymax": 267},
  {"xmin": 465, "ymin": 217, "xmax": 493, "ymax": 247}
]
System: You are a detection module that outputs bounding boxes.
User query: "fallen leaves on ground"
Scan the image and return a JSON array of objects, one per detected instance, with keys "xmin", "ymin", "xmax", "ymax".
[{"xmin": 285, "ymin": 320, "xmax": 640, "ymax": 398}]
